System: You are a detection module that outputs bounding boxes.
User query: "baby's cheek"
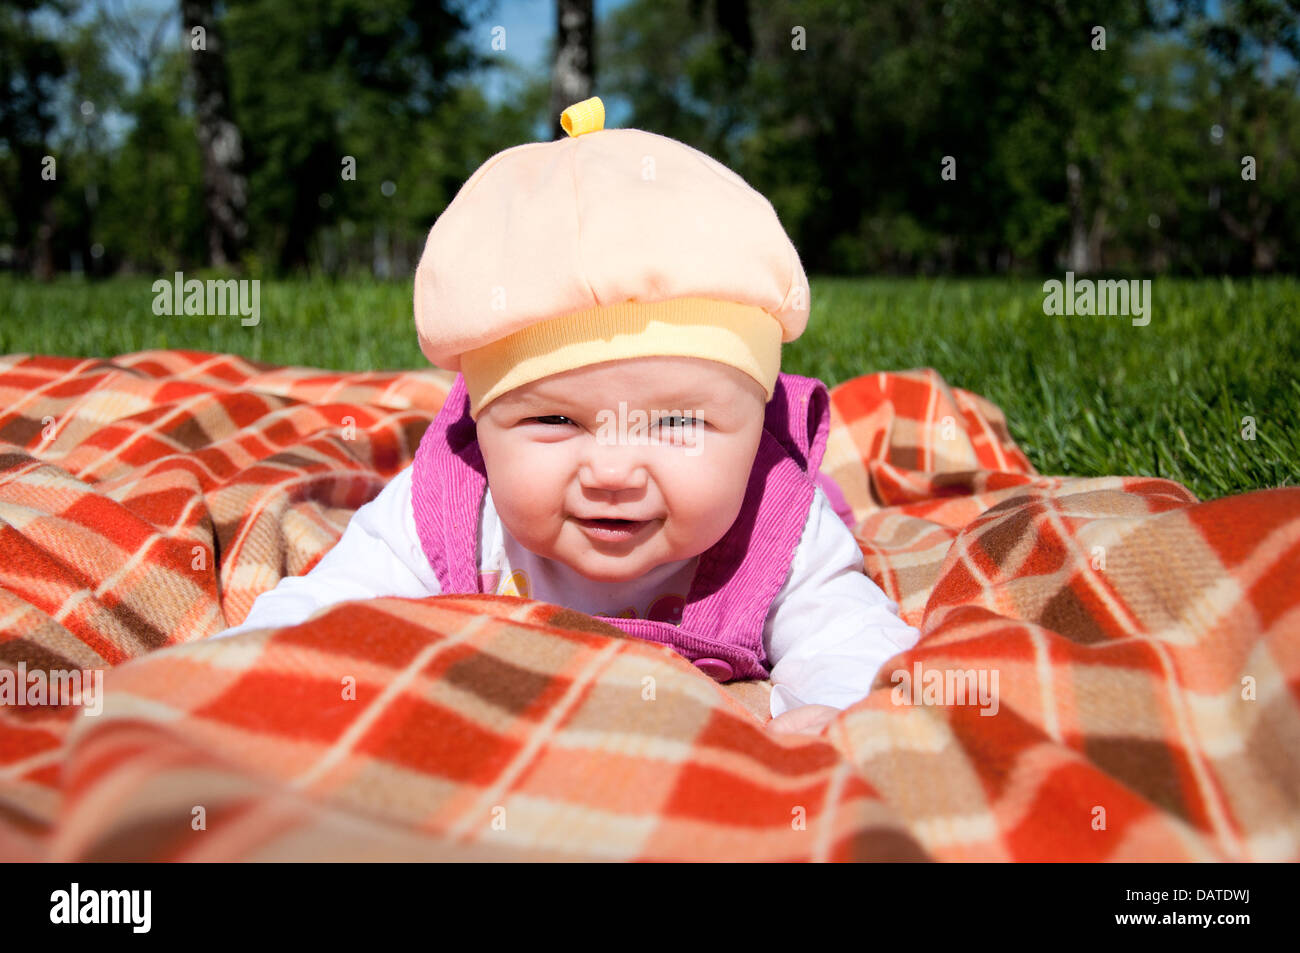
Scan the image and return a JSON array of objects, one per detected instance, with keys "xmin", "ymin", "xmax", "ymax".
[
  {"xmin": 490, "ymin": 447, "xmax": 561, "ymax": 503},
  {"xmin": 501, "ymin": 472, "xmax": 561, "ymax": 525},
  {"xmin": 671, "ymin": 460, "xmax": 748, "ymax": 541}
]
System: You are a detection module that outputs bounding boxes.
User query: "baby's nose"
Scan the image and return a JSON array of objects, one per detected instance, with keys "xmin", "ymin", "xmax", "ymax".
[{"xmin": 578, "ymin": 443, "xmax": 648, "ymax": 491}]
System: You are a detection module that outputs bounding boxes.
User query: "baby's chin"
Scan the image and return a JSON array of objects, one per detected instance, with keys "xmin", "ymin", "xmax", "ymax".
[
  {"xmin": 526, "ymin": 533, "xmax": 694, "ymax": 584},
  {"xmin": 585, "ymin": 559, "xmax": 688, "ymax": 583},
  {"xmin": 549, "ymin": 549, "xmax": 672, "ymax": 584}
]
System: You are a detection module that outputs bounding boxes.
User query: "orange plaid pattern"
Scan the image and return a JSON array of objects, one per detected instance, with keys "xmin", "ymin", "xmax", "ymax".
[{"xmin": 1, "ymin": 350, "xmax": 1295, "ymax": 861}]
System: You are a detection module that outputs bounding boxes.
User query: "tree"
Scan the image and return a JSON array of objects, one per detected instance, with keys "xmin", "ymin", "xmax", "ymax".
[
  {"xmin": 182, "ymin": 0, "xmax": 247, "ymax": 268},
  {"xmin": 550, "ymin": 0, "xmax": 595, "ymax": 139},
  {"xmin": 0, "ymin": 0, "xmax": 75, "ymax": 277},
  {"xmin": 1165, "ymin": 0, "xmax": 1300, "ymax": 272},
  {"xmin": 222, "ymin": 0, "xmax": 499, "ymax": 272}
]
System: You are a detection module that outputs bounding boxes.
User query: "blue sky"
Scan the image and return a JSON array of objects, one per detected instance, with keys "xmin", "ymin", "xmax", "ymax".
[
  {"xmin": 476, "ymin": 0, "xmax": 630, "ymax": 82},
  {"xmin": 472, "ymin": 0, "xmax": 634, "ymax": 136}
]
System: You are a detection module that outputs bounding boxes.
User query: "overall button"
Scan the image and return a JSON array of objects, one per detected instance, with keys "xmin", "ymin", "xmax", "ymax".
[{"xmin": 693, "ymin": 657, "xmax": 734, "ymax": 681}]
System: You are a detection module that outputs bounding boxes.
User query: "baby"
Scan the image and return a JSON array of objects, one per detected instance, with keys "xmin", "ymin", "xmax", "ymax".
[{"xmin": 212, "ymin": 97, "xmax": 921, "ymax": 736}]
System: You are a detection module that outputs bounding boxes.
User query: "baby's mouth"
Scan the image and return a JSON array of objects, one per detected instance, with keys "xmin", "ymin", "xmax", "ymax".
[{"xmin": 573, "ymin": 516, "xmax": 654, "ymax": 540}]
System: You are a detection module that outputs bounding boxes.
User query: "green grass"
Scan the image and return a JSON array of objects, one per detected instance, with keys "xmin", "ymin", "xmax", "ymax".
[{"xmin": 2, "ymin": 274, "xmax": 1297, "ymax": 501}]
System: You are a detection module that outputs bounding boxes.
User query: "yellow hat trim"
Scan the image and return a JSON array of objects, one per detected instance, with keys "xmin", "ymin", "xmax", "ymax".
[{"xmin": 461, "ymin": 297, "xmax": 782, "ymax": 419}]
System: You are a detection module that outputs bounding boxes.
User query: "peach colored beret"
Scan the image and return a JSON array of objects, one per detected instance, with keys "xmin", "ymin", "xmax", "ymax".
[{"xmin": 413, "ymin": 97, "xmax": 810, "ymax": 418}]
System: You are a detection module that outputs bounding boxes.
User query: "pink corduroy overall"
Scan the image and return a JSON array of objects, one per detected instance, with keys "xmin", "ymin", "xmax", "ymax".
[{"xmin": 409, "ymin": 371, "xmax": 853, "ymax": 683}]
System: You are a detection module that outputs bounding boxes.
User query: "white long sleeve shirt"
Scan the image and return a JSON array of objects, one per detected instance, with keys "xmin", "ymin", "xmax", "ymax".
[{"xmin": 211, "ymin": 464, "xmax": 921, "ymax": 719}]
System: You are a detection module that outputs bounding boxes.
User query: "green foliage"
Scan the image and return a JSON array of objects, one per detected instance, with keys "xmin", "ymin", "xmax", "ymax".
[
  {"xmin": 3, "ymin": 0, "xmax": 1298, "ymax": 278},
  {"xmin": 1, "ymin": 0, "xmax": 552, "ymax": 277},
  {"xmin": 600, "ymin": 0, "xmax": 1299, "ymax": 275},
  {"xmin": 0, "ymin": 0, "xmax": 83, "ymax": 268},
  {"xmin": 94, "ymin": 50, "xmax": 206, "ymax": 271},
  {"xmin": 221, "ymin": 0, "xmax": 528, "ymax": 272}
]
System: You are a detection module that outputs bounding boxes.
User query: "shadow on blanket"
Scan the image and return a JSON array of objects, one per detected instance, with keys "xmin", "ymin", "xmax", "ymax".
[{"xmin": 0, "ymin": 349, "xmax": 1296, "ymax": 861}]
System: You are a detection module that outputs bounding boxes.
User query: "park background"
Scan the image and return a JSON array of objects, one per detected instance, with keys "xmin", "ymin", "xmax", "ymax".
[{"xmin": 1, "ymin": 0, "xmax": 1297, "ymax": 500}]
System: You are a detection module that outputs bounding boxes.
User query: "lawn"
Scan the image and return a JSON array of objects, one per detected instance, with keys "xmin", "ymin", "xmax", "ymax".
[{"xmin": 2, "ymin": 274, "xmax": 1297, "ymax": 502}]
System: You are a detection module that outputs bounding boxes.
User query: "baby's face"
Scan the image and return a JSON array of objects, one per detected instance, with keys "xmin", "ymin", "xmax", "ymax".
[{"xmin": 475, "ymin": 356, "xmax": 767, "ymax": 583}]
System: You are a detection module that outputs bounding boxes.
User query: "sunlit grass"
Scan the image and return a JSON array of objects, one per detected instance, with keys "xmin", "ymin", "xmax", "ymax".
[{"xmin": 2, "ymin": 273, "xmax": 1296, "ymax": 500}]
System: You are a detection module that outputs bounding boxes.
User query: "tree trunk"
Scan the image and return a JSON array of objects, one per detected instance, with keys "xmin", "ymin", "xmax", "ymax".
[
  {"xmin": 181, "ymin": 0, "xmax": 247, "ymax": 268},
  {"xmin": 550, "ymin": 0, "xmax": 595, "ymax": 140},
  {"xmin": 32, "ymin": 199, "xmax": 57, "ymax": 281},
  {"xmin": 1065, "ymin": 161, "xmax": 1094, "ymax": 273},
  {"xmin": 1087, "ymin": 206, "xmax": 1108, "ymax": 272},
  {"xmin": 1220, "ymin": 190, "xmax": 1276, "ymax": 274}
]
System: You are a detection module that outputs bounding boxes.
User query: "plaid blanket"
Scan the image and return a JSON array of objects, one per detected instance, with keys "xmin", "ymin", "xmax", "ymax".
[{"xmin": 1, "ymin": 349, "xmax": 1296, "ymax": 861}]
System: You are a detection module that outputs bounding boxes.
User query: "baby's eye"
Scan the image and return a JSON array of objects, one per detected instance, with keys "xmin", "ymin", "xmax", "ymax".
[
  {"xmin": 657, "ymin": 415, "xmax": 700, "ymax": 428},
  {"xmin": 529, "ymin": 415, "xmax": 575, "ymax": 426}
]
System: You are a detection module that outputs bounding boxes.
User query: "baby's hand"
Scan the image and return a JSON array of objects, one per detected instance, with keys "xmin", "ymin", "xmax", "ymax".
[{"xmin": 765, "ymin": 703, "xmax": 841, "ymax": 736}]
